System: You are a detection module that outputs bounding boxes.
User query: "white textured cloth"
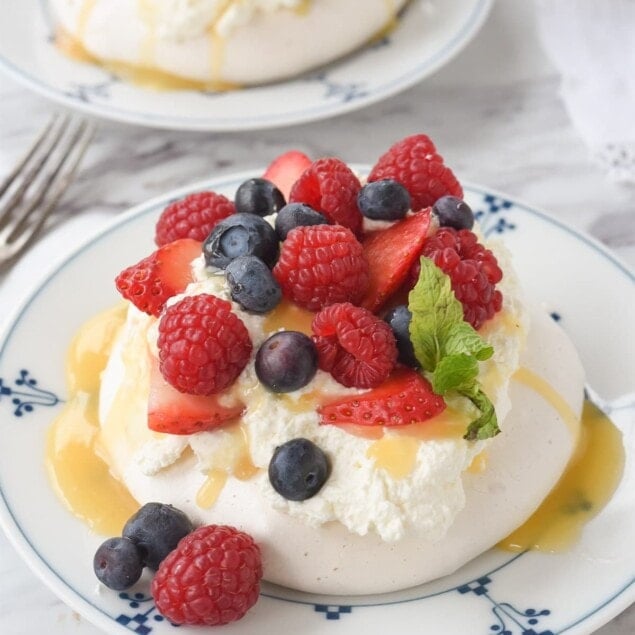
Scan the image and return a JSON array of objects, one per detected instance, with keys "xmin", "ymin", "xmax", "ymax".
[{"xmin": 535, "ymin": 0, "xmax": 635, "ymax": 183}]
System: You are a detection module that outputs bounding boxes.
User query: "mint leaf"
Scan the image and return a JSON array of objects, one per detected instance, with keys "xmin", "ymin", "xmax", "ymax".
[
  {"xmin": 408, "ymin": 257, "xmax": 500, "ymax": 440},
  {"xmin": 432, "ymin": 354, "xmax": 478, "ymax": 394},
  {"xmin": 408, "ymin": 256, "xmax": 464, "ymax": 370},
  {"xmin": 444, "ymin": 322, "xmax": 493, "ymax": 361},
  {"xmin": 463, "ymin": 389, "xmax": 499, "ymax": 440}
]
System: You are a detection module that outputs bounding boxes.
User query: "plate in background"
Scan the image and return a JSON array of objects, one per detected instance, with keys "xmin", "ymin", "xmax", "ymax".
[{"xmin": 0, "ymin": 0, "xmax": 492, "ymax": 131}]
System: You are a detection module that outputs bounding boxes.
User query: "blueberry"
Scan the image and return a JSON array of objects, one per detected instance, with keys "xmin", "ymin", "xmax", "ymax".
[
  {"xmin": 432, "ymin": 195, "xmax": 474, "ymax": 230},
  {"xmin": 274, "ymin": 203, "xmax": 328, "ymax": 240},
  {"xmin": 203, "ymin": 213, "xmax": 279, "ymax": 269},
  {"xmin": 256, "ymin": 331, "xmax": 318, "ymax": 392},
  {"xmin": 269, "ymin": 438, "xmax": 330, "ymax": 501},
  {"xmin": 357, "ymin": 179, "xmax": 411, "ymax": 221},
  {"xmin": 383, "ymin": 305, "xmax": 419, "ymax": 368},
  {"xmin": 122, "ymin": 502, "xmax": 193, "ymax": 570},
  {"xmin": 226, "ymin": 255, "xmax": 282, "ymax": 313},
  {"xmin": 235, "ymin": 178, "xmax": 286, "ymax": 217},
  {"xmin": 93, "ymin": 537, "xmax": 143, "ymax": 590}
]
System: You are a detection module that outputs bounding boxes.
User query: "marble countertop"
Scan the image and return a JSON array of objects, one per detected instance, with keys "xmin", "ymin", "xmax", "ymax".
[{"xmin": 0, "ymin": 1, "xmax": 633, "ymax": 633}]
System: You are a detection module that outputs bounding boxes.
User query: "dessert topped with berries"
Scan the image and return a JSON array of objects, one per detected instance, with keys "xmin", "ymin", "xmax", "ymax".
[
  {"xmin": 50, "ymin": 0, "xmax": 409, "ymax": 89},
  {"xmin": 77, "ymin": 134, "xmax": 585, "ymax": 603}
]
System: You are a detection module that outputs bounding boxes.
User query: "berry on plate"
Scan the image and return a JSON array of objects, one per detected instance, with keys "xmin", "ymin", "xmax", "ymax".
[
  {"xmin": 203, "ymin": 212, "xmax": 279, "ymax": 269},
  {"xmin": 151, "ymin": 525, "xmax": 262, "ymax": 626},
  {"xmin": 273, "ymin": 224, "xmax": 369, "ymax": 311},
  {"xmin": 311, "ymin": 302, "xmax": 397, "ymax": 389},
  {"xmin": 93, "ymin": 537, "xmax": 143, "ymax": 591},
  {"xmin": 268, "ymin": 438, "xmax": 330, "ymax": 501},
  {"xmin": 122, "ymin": 502, "xmax": 194, "ymax": 570},
  {"xmin": 262, "ymin": 149, "xmax": 312, "ymax": 200},
  {"xmin": 318, "ymin": 368, "xmax": 446, "ymax": 426},
  {"xmin": 255, "ymin": 331, "xmax": 318, "ymax": 393},
  {"xmin": 368, "ymin": 134, "xmax": 462, "ymax": 210},
  {"xmin": 357, "ymin": 179, "xmax": 411, "ymax": 221},
  {"xmin": 235, "ymin": 177, "xmax": 286, "ymax": 217},
  {"xmin": 274, "ymin": 202, "xmax": 328, "ymax": 240},
  {"xmin": 155, "ymin": 191, "xmax": 235, "ymax": 247},
  {"xmin": 289, "ymin": 157, "xmax": 363, "ymax": 234},
  {"xmin": 360, "ymin": 210, "xmax": 432, "ymax": 312},
  {"xmin": 115, "ymin": 238, "xmax": 201, "ymax": 317},
  {"xmin": 157, "ymin": 294, "xmax": 252, "ymax": 395},
  {"xmin": 226, "ymin": 255, "xmax": 282, "ymax": 314},
  {"xmin": 148, "ymin": 361, "xmax": 245, "ymax": 434},
  {"xmin": 383, "ymin": 304, "xmax": 419, "ymax": 368},
  {"xmin": 421, "ymin": 228, "xmax": 503, "ymax": 330},
  {"xmin": 432, "ymin": 195, "xmax": 474, "ymax": 230}
]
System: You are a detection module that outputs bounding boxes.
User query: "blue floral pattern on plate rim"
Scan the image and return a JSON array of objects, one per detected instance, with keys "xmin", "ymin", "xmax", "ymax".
[{"xmin": 0, "ymin": 177, "xmax": 633, "ymax": 634}]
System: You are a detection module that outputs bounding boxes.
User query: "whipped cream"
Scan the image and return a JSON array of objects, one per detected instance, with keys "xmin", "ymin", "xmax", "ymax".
[
  {"xmin": 99, "ymin": 236, "xmax": 528, "ymax": 543},
  {"xmin": 150, "ymin": 0, "xmax": 308, "ymax": 40}
]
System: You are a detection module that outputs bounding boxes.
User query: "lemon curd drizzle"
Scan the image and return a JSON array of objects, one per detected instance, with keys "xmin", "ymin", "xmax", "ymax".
[
  {"xmin": 53, "ymin": 0, "xmax": 403, "ymax": 92},
  {"xmin": 47, "ymin": 306, "xmax": 624, "ymax": 553},
  {"xmin": 196, "ymin": 424, "xmax": 258, "ymax": 509},
  {"xmin": 499, "ymin": 398, "xmax": 624, "ymax": 552},
  {"xmin": 46, "ymin": 305, "xmax": 139, "ymax": 536},
  {"xmin": 54, "ymin": 0, "xmax": 240, "ymax": 92},
  {"xmin": 362, "ymin": 365, "xmax": 623, "ymax": 555}
]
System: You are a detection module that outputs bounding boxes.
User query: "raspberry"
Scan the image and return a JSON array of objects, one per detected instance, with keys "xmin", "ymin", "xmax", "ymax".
[
  {"xmin": 368, "ymin": 134, "xmax": 463, "ymax": 210},
  {"xmin": 155, "ymin": 191, "xmax": 235, "ymax": 246},
  {"xmin": 157, "ymin": 294, "xmax": 252, "ymax": 395},
  {"xmin": 151, "ymin": 525, "xmax": 262, "ymax": 627},
  {"xmin": 312, "ymin": 303, "xmax": 397, "ymax": 388},
  {"xmin": 289, "ymin": 157, "xmax": 363, "ymax": 234},
  {"xmin": 273, "ymin": 225, "xmax": 369, "ymax": 311},
  {"xmin": 421, "ymin": 228, "xmax": 503, "ymax": 330}
]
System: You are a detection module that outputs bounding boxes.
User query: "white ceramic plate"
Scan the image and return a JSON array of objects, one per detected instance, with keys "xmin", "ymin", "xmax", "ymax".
[
  {"xmin": 0, "ymin": 0, "xmax": 491, "ymax": 131},
  {"xmin": 0, "ymin": 175, "xmax": 633, "ymax": 635}
]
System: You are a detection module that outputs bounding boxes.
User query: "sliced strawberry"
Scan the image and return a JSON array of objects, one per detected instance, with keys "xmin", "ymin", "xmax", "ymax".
[
  {"xmin": 263, "ymin": 150, "xmax": 312, "ymax": 200},
  {"xmin": 360, "ymin": 210, "xmax": 432, "ymax": 313},
  {"xmin": 318, "ymin": 368, "xmax": 445, "ymax": 427},
  {"xmin": 148, "ymin": 361, "xmax": 244, "ymax": 434},
  {"xmin": 115, "ymin": 238, "xmax": 201, "ymax": 317}
]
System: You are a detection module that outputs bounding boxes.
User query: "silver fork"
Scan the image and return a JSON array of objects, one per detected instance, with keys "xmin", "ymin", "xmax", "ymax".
[{"xmin": 0, "ymin": 113, "xmax": 95, "ymax": 270}]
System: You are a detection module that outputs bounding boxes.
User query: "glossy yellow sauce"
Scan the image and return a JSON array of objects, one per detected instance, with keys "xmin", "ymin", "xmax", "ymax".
[
  {"xmin": 46, "ymin": 306, "xmax": 140, "ymax": 536},
  {"xmin": 77, "ymin": 0, "xmax": 97, "ymax": 40},
  {"xmin": 513, "ymin": 367, "xmax": 580, "ymax": 437},
  {"xmin": 55, "ymin": 0, "xmax": 403, "ymax": 92},
  {"xmin": 499, "ymin": 399, "xmax": 624, "ymax": 552},
  {"xmin": 56, "ymin": 0, "xmax": 240, "ymax": 93},
  {"xmin": 137, "ymin": 0, "xmax": 158, "ymax": 68},
  {"xmin": 363, "ymin": 406, "xmax": 470, "ymax": 477},
  {"xmin": 47, "ymin": 304, "xmax": 624, "ymax": 555},
  {"xmin": 47, "ymin": 306, "xmax": 262, "ymax": 533},
  {"xmin": 196, "ymin": 424, "xmax": 258, "ymax": 509},
  {"xmin": 263, "ymin": 299, "xmax": 315, "ymax": 336},
  {"xmin": 280, "ymin": 390, "xmax": 323, "ymax": 414},
  {"xmin": 56, "ymin": 30, "xmax": 240, "ymax": 92},
  {"xmin": 367, "ymin": 435, "xmax": 420, "ymax": 479}
]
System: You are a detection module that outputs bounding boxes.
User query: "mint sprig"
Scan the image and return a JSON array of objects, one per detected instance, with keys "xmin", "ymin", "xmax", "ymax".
[{"xmin": 408, "ymin": 257, "xmax": 499, "ymax": 440}]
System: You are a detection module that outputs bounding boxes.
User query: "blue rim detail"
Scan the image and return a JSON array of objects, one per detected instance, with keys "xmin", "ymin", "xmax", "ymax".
[
  {"xmin": 0, "ymin": 369, "xmax": 61, "ymax": 416},
  {"xmin": 0, "ymin": 0, "xmax": 492, "ymax": 130},
  {"xmin": 0, "ymin": 178, "xmax": 633, "ymax": 633}
]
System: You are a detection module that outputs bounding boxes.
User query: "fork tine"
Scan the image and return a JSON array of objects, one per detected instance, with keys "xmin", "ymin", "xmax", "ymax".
[
  {"xmin": 0, "ymin": 114, "xmax": 71, "ymax": 229},
  {"xmin": 0, "ymin": 119, "xmax": 95, "ymax": 268},
  {"xmin": 5, "ymin": 120, "xmax": 93, "ymax": 242},
  {"xmin": 0, "ymin": 114, "xmax": 62, "ymax": 200}
]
